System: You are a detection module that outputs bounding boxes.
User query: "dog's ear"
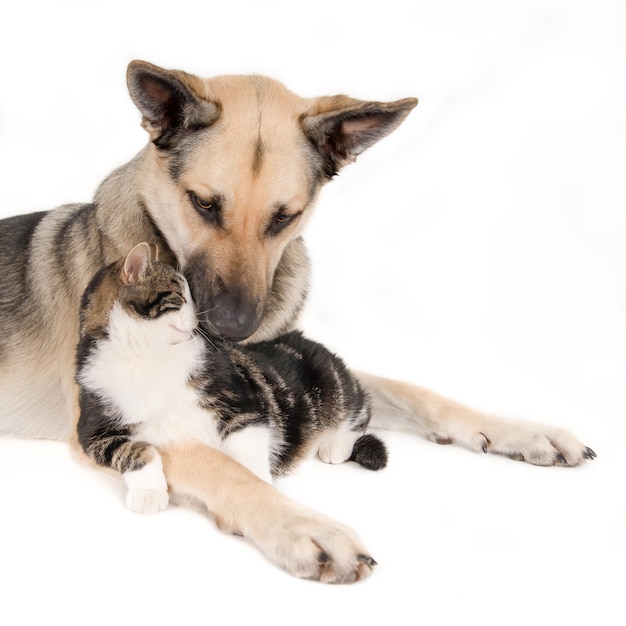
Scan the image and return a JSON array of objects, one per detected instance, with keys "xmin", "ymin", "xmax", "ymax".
[
  {"xmin": 122, "ymin": 242, "xmax": 152, "ymax": 284},
  {"xmin": 126, "ymin": 60, "xmax": 220, "ymax": 149},
  {"xmin": 302, "ymin": 96, "xmax": 418, "ymax": 177}
]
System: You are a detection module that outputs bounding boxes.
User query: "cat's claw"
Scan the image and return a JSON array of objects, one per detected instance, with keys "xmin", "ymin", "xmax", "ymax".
[{"xmin": 126, "ymin": 488, "xmax": 169, "ymax": 514}]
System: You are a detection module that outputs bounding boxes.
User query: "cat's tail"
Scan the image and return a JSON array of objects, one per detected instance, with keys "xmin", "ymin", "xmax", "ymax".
[{"xmin": 350, "ymin": 434, "xmax": 388, "ymax": 471}]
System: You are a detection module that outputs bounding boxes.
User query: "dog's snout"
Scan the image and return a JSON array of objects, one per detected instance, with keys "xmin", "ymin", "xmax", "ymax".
[{"xmin": 202, "ymin": 291, "xmax": 262, "ymax": 341}]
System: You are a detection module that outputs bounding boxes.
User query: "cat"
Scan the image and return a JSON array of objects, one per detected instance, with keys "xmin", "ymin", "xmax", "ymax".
[{"xmin": 75, "ymin": 242, "xmax": 387, "ymax": 514}]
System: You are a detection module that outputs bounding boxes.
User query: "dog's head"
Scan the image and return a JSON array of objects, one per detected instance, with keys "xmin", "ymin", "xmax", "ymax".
[{"xmin": 127, "ymin": 60, "xmax": 417, "ymax": 340}]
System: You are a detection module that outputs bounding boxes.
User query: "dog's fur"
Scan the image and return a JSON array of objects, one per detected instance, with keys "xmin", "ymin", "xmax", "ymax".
[{"xmin": 0, "ymin": 61, "xmax": 594, "ymax": 583}]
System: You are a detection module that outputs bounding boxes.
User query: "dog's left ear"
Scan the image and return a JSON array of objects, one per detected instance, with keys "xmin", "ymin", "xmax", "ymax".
[
  {"xmin": 302, "ymin": 95, "xmax": 418, "ymax": 177},
  {"xmin": 126, "ymin": 60, "xmax": 220, "ymax": 149}
]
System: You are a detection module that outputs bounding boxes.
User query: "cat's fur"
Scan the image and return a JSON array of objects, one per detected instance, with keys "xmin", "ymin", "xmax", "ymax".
[{"xmin": 76, "ymin": 243, "xmax": 387, "ymax": 513}]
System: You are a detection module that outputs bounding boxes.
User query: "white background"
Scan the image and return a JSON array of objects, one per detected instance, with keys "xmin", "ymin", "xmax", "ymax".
[{"xmin": 1, "ymin": 1, "xmax": 624, "ymax": 624}]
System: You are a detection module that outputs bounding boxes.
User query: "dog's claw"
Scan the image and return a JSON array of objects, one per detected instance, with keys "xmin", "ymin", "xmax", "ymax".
[
  {"xmin": 316, "ymin": 550, "xmax": 376, "ymax": 584},
  {"xmin": 353, "ymin": 554, "xmax": 378, "ymax": 582},
  {"xmin": 318, "ymin": 551, "xmax": 331, "ymax": 564},
  {"xmin": 357, "ymin": 554, "xmax": 378, "ymax": 568},
  {"xmin": 583, "ymin": 447, "xmax": 597, "ymax": 460}
]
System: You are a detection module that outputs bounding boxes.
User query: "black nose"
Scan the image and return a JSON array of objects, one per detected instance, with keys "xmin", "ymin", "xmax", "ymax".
[{"xmin": 203, "ymin": 292, "xmax": 262, "ymax": 341}]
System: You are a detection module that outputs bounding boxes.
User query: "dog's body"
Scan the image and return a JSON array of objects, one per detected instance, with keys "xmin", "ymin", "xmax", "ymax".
[{"xmin": 0, "ymin": 61, "xmax": 594, "ymax": 582}]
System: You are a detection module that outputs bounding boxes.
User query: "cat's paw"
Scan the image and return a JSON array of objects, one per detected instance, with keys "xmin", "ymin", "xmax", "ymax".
[
  {"xmin": 122, "ymin": 454, "xmax": 169, "ymax": 512},
  {"xmin": 317, "ymin": 431, "xmax": 358, "ymax": 465},
  {"xmin": 254, "ymin": 508, "xmax": 376, "ymax": 583},
  {"xmin": 126, "ymin": 488, "xmax": 169, "ymax": 514}
]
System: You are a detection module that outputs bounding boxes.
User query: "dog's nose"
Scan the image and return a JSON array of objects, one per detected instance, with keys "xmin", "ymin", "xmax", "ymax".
[{"xmin": 204, "ymin": 294, "xmax": 262, "ymax": 341}]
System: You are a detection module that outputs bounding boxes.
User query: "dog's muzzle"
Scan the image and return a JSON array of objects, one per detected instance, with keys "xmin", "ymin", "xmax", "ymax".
[{"xmin": 201, "ymin": 290, "xmax": 263, "ymax": 341}]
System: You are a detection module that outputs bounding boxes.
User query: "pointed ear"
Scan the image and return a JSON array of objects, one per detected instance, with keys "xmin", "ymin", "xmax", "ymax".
[
  {"xmin": 126, "ymin": 60, "xmax": 220, "ymax": 149},
  {"xmin": 122, "ymin": 242, "xmax": 152, "ymax": 284},
  {"xmin": 302, "ymin": 95, "xmax": 418, "ymax": 177}
]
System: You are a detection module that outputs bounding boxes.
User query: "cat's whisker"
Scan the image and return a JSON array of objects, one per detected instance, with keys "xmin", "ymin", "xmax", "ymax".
[
  {"xmin": 193, "ymin": 326, "xmax": 221, "ymax": 352},
  {"xmin": 194, "ymin": 304, "xmax": 219, "ymax": 317}
]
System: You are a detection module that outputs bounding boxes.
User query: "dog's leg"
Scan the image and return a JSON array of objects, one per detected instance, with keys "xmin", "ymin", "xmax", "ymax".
[
  {"xmin": 357, "ymin": 372, "xmax": 596, "ymax": 466},
  {"xmin": 159, "ymin": 440, "xmax": 376, "ymax": 583},
  {"xmin": 68, "ymin": 372, "xmax": 373, "ymax": 582}
]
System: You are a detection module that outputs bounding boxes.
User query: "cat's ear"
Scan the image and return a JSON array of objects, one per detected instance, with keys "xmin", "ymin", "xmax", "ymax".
[{"xmin": 122, "ymin": 242, "xmax": 152, "ymax": 284}]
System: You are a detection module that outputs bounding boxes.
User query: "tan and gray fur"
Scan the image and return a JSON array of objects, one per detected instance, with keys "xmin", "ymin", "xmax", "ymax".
[{"xmin": 0, "ymin": 61, "xmax": 595, "ymax": 583}]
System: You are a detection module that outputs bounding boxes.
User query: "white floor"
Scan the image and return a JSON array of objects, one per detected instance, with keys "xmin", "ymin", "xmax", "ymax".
[{"xmin": 1, "ymin": 2, "xmax": 624, "ymax": 625}]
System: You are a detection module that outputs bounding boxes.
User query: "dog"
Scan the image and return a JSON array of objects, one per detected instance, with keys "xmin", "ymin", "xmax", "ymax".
[{"xmin": 0, "ymin": 60, "xmax": 595, "ymax": 583}]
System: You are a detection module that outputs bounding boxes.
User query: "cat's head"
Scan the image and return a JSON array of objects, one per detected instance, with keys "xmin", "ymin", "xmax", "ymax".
[{"xmin": 80, "ymin": 242, "xmax": 198, "ymax": 345}]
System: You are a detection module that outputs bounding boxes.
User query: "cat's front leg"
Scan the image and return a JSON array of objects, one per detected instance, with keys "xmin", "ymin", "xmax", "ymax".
[
  {"xmin": 123, "ymin": 450, "xmax": 169, "ymax": 514},
  {"xmin": 75, "ymin": 386, "xmax": 172, "ymax": 512}
]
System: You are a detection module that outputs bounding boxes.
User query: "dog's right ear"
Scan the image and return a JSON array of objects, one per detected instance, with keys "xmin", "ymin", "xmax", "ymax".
[{"xmin": 126, "ymin": 60, "xmax": 220, "ymax": 149}]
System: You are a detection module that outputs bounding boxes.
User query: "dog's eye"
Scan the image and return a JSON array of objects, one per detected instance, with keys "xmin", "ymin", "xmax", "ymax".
[
  {"xmin": 189, "ymin": 192, "xmax": 215, "ymax": 211},
  {"xmin": 267, "ymin": 210, "xmax": 301, "ymax": 236},
  {"xmin": 188, "ymin": 191, "xmax": 222, "ymax": 226},
  {"xmin": 196, "ymin": 198, "xmax": 213, "ymax": 210}
]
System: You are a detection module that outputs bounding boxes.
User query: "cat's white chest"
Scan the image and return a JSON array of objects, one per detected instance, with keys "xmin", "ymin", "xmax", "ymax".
[
  {"xmin": 79, "ymin": 305, "xmax": 220, "ymax": 447},
  {"xmin": 83, "ymin": 340, "xmax": 194, "ymax": 419}
]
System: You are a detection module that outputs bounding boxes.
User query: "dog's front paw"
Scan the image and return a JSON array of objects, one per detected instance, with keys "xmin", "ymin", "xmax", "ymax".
[
  {"xmin": 126, "ymin": 488, "xmax": 169, "ymax": 514},
  {"xmin": 253, "ymin": 509, "xmax": 376, "ymax": 583},
  {"xmin": 470, "ymin": 422, "xmax": 596, "ymax": 467}
]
